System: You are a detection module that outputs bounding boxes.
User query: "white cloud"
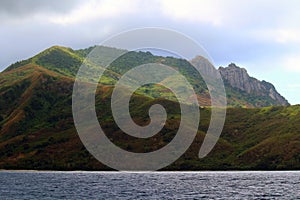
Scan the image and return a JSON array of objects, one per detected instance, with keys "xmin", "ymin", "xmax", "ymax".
[
  {"xmin": 158, "ymin": 0, "xmax": 300, "ymax": 31},
  {"xmin": 158, "ymin": 0, "xmax": 269, "ymax": 27},
  {"xmin": 283, "ymin": 55, "xmax": 300, "ymax": 72},
  {"xmin": 275, "ymin": 29, "xmax": 300, "ymax": 44},
  {"xmin": 158, "ymin": 0, "xmax": 226, "ymax": 26},
  {"xmin": 287, "ymin": 84, "xmax": 300, "ymax": 89},
  {"xmin": 252, "ymin": 29, "xmax": 300, "ymax": 44},
  {"xmin": 49, "ymin": 0, "xmax": 141, "ymax": 25}
]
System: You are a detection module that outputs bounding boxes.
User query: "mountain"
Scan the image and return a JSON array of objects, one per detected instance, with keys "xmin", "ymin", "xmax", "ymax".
[
  {"xmin": 0, "ymin": 45, "xmax": 299, "ymax": 170},
  {"xmin": 219, "ymin": 63, "xmax": 289, "ymax": 107},
  {"xmin": 3, "ymin": 45, "xmax": 288, "ymax": 108}
]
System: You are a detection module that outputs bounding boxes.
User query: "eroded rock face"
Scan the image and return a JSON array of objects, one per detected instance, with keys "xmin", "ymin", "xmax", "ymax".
[{"xmin": 219, "ymin": 63, "xmax": 289, "ymax": 106}]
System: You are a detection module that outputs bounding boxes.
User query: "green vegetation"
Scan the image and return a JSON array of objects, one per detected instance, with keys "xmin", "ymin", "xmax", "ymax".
[
  {"xmin": 4, "ymin": 45, "xmax": 283, "ymax": 107},
  {"xmin": 0, "ymin": 45, "xmax": 299, "ymax": 170}
]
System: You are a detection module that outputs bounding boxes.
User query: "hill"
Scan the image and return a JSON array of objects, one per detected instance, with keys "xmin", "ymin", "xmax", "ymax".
[
  {"xmin": 4, "ymin": 45, "xmax": 288, "ymax": 107},
  {"xmin": 0, "ymin": 45, "xmax": 298, "ymax": 170}
]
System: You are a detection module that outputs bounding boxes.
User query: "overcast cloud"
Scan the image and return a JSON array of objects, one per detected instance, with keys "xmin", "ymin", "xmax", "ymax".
[
  {"xmin": 0, "ymin": 0, "xmax": 82, "ymax": 18},
  {"xmin": 1, "ymin": 0, "xmax": 300, "ymax": 104}
]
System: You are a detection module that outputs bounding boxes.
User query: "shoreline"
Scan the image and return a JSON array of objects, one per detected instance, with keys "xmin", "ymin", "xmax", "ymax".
[{"xmin": 1, "ymin": 169, "xmax": 300, "ymax": 173}]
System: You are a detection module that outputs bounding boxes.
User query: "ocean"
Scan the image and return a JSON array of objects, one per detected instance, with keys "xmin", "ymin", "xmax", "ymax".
[{"xmin": 0, "ymin": 171, "xmax": 299, "ymax": 199}]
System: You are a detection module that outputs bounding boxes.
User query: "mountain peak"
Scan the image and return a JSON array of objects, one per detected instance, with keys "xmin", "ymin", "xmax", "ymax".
[
  {"xmin": 191, "ymin": 55, "xmax": 209, "ymax": 62},
  {"xmin": 219, "ymin": 63, "xmax": 289, "ymax": 106},
  {"xmin": 37, "ymin": 45, "xmax": 75, "ymax": 57},
  {"xmin": 220, "ymin": 63, "xmax": 247, "ymax": 72},
  {"xmin": 228, "ymin": 63, "xmax": 239, "ymax": 68},
  {"xmin": 48, "ymin": 45, "xmax": 65, "ymax": 50},
  {"xmin": 190, "ymin": 55, "xmax": 218, "ymax": 78}
]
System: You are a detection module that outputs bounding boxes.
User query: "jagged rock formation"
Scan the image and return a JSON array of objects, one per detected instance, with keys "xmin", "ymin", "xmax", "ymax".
[
  {"xmin": 190, "ymin": 56, "xmax": 217, "ymax": 78},
  {"xmin": 219, "ymin": 63, "xmax": 289, "ymax": 106}
]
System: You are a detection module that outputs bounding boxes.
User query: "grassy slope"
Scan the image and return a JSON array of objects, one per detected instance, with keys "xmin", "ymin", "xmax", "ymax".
[
  {"xmin": 0, "ymin": 45, "xmax": 298, "ymax": 170},
  {"xmin": 0, "ymin": 61, "xmax": 299, "ymax": 170}
]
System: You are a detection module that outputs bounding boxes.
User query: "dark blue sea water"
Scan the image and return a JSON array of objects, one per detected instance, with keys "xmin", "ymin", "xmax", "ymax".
[{"xmin": 0, "ymin": 171, "xmax": 299, "ymax": 199}]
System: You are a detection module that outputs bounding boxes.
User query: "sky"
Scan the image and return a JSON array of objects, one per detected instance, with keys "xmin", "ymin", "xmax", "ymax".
[{"xmin": 1, "ymin": 0, "xmax": 300, "ymax": 104}]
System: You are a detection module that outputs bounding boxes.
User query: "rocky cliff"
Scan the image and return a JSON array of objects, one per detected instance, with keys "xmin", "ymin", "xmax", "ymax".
[{"xmin": 218, "ymin": 63, "xmax": 289, "ymax": 106}]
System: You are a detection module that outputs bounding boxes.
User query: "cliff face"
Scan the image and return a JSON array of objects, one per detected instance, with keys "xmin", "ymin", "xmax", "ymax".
[{"xmin": 218, "ymin": 63, "xmax": 289, "ymax": 106}]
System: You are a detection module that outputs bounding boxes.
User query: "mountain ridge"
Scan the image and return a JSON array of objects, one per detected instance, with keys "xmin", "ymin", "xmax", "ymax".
[
  {"xmin": 0, "ymin": 45, "xmax": 299, "ymax": 170},
  {"xmin": 3, "ymin": 45, "xmax": 289, "ymax": 107}
]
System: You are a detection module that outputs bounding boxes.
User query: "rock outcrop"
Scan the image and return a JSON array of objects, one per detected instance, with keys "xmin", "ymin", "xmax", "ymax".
[{"xmin": 218, "ymin": 63, "xmax": 289, "ymax": 106}]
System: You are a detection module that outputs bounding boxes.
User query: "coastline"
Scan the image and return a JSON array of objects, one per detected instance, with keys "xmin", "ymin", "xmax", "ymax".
[{"xmin": 1, "ymin": 169, "xmax": 300, "ymax": 173}]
